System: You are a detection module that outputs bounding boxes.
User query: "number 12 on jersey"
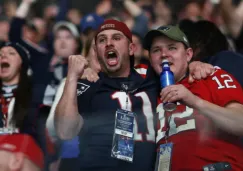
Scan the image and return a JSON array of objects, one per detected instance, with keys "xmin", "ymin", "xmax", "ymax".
[{"xmin": 212, "ymin": 74, "xmax": 236, "ymax": 89}]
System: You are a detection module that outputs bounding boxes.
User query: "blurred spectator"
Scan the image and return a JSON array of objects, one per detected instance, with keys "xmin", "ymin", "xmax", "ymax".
[
  {"xmin": 0, "ymin": 134, "xmax": 44, "ymax": 171},
  {"xmin": 96, "ymin": 0, "xmax": 112, "ymax": 17},
  {"xmin": 2, "ymin": 0, "xmax": 17, "ymax": 19},
  {"xmin": 199, "ymin": 0, "xmax": 215, "ymax": 21},
  {"xmin": 9, "ymin": 0, "xmax": 50, "ymax": 86},
  {"xmin": 132, "ymin": 31, "xmax": 148, "ymax": 66},
  {"xmin": 150, "ymin": 0, "xmax": 172, "ymax": 29},
  {"xmin": 80, "ymin": 13, "xmax": 104, "ymax": 56},
  {"xmin": 43, "ymin": 2, "xmax": 59, "ymax": 21},
  {"xmin": 122, "ymin": 0, "xmax": 149, "ymax": 37},
  {"xmin": 0, "ymin": 42, "xmax": 39, "ymax": 136},
  {"xmin": 67, "ymin": 8, "xmax": 82, "ymax": 26},
  {"xmin": 178, "ymin": 0, "xmax": 201, "ymax": 22},
  {"xmin": 95, "ymin": 0, "xmax": 149, "ymax": 37},
  {"xmin": 53, "ymin": 21, "xmax": 81, "ymax": 58},
  {"xmin": 83, "ymin": 37, "xmax": 101, "ymax": 73},
  {"xmin": 31, "ymin": 17, "xmax": 48, "ymax": 48},
  {"xmin": 220, "ymin": 0, "xmax": 243, "ymax": 53},
  {"xmin": 43, "ymin": 21, "xmax": 81, "ymax": 106},
  {"xmin": 80, "ymin": 13, "xmax": 104, "ymax": 34},
  {"xmin": 42, "ymin": 2, "xmax": 59, "ymax": 37},
  {"xmin": 0, "ymin": 42, "xmax": 54, "ymax": 171},
  {"xmin": 0, "ymin": 16, "xmax": 10, "ymax": 45}
]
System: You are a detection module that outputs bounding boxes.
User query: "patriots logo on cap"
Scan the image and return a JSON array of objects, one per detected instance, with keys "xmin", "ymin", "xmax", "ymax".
[
  {"xmin": 159, "ymin": 26, "xmax": 170, "ymax": 32},
  {"xmin": 77, "ymin": 83, "xmax": 90, "ymax": 96}
]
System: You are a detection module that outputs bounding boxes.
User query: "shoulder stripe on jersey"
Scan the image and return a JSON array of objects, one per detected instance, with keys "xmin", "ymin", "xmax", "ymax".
[
  {"xmin": 134, "ymin": 64, "xmax": 149, "ymax": 78},
  {"xmin": 135, "ymin": 68, "xmax": 147, "ymax": 75},
  {"xmin": 134, "ymin": 64, "xmax": 148, "ymax": 69}
]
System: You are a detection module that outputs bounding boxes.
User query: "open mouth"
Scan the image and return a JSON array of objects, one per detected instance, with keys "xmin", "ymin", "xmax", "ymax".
[
  {"xmin": 1, "ymin": 62, "xmax": 10, "ymax": 69},
  {"xmin": 60, "ymin": 44, "xmax": 67, "ymax": 49},
  {"xmin": 106, "ymin": 50, "xmax": 118, "ymax": 66}
]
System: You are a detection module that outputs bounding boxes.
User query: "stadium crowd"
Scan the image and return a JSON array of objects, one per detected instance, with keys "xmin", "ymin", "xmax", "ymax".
[{"xmin": 0, "ymin": 0, "xmax": 243, "ymax": 171}]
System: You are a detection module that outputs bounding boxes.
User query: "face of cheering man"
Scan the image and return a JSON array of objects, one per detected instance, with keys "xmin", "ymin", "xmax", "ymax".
[{"xmin": 95, "ymin": 29, "xmax": 135, "ymax": 77}]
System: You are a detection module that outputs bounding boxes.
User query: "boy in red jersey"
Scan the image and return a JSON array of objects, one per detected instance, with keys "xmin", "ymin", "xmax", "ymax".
[{"xmin": 144, "ymin": 25, "xmax": 243, "ymax": 171}]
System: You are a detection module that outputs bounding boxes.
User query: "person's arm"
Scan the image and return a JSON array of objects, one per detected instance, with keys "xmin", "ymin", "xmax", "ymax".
[
  {"xmin": 54, "ymin": 55, "xmax": 88, "ymax": 140},
  {"xmin": 46, "ymin": 78, "xmax": 66, "ymax": 142},
  {"xmin": 123, "ymin": 0, "xmax": 148, "ymax": 36},
  {"xmin": 124, "ymin": 0, "xmax": 142, "ymax": 17},
  {"xmin": 55, "ymin": 0, "xmax": 69, "ymax": 22},
  {"xmin": 195, "ymin": 99, "xmax": 243, "ymax": 136},
  {"xmin": 161, "ymin": 69, "xmax": 243, "ymax": 136},
  {"xmin": 15, "ymin": 0, "xmax": 34, "ymax": 18},
  {"xmin": 220, "ymin": 0, "xmax": 243, "ymax": 38},
  {"xmin": 9, "ymin": 0, "xmax": 34, "ymax": 43}
]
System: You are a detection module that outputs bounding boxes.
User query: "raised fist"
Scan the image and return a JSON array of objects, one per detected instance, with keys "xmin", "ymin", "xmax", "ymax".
[{"xmin": 67, "ymin": 55, "xmax": 89, "ymax": 80}]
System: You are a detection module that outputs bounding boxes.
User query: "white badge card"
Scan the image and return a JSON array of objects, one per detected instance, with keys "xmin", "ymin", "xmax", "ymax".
[
  {"xmin": 155, "ymin": 143, "xmax": 173, "ymax": 171},
  {"xmin": 111, "ymin": 109, "xmax": 135, "ymax": 163}
]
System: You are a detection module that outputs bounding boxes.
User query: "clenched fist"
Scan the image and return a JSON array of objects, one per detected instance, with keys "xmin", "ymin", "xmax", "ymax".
[
  {"xmin": 67, "ymin": 55, "xmax": 89, "ymax": 80},
  {"xmin": 188, "ymin": 61, "xmax": 215, "ymax": 83}
]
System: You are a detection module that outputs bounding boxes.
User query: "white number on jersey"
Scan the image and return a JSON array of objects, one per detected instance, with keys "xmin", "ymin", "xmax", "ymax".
[
  {"xmin": 212, "ymin": 74, "xmax": 236, "ymax": 89},
  {"xmin": 156, "ymin": 104, "xmax": 196, "ymax": 142},
  {"xmin": 112, "ymin": 91, "xmax": 155, "ymax": 142}
]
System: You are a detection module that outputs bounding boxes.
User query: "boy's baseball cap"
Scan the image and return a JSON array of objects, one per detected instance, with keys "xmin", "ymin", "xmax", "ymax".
[
  {"xmin": 143, "ymin": 25, "xmax": 190, "ymax": 50},
  {"xmin": 53, "ymin": 21, "xmax": 80, "ymax": 39}
]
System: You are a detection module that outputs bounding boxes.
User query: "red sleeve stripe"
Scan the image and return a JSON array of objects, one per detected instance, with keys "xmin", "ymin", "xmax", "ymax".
[{"xmin": 134, "ymin": 64, "xmax": 148, "ymax": 69}]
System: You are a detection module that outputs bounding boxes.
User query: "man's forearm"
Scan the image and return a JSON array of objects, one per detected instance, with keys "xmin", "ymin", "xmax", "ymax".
[
  {"xmin": 124, "ymin": 0, "xmax": 142, "ymax": 17},
  {"xmin": 195, "ymin": 99, "xmax": 243, "ymax": 136},
  {"xmin": 54, "ymin": 77, "xmax": 83, "ymax": 140},
  {"xmin": 220, "ymin": 0, "xmax": 243, "ymax": 38},
  {"xmin": 16, "ymin": 1, "xmax": 31, "ymax": 18}
]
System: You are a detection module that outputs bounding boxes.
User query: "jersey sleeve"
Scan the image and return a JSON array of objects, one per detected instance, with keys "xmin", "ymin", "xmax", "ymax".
[{"xmin": 205, "ymin": 69, "xmax": 243, "ymax": 106}]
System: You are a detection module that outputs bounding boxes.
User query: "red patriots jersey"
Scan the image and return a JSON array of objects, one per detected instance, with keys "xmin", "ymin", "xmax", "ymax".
[{"xmin": 157, "ymin": 68, "xmax": 243, "ymax": 171}]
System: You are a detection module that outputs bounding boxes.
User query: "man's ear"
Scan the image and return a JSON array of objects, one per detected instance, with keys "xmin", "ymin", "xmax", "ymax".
[
  {"xmin": 186, "ymin": 47, "xmax": 193, "ymax": 62},
  {"xmin": 8, "ymin": 152, "xmax": 24, "ymax": 171},
  {"xmin": 129, "ymin": 43, "xmax": 136, "ymax": 56}
]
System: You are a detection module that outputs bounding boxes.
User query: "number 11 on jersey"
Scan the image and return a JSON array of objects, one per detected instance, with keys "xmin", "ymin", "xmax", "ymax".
[{"xmin": 112, "ymin": 91, "xmax": 155, "ymax": 142}]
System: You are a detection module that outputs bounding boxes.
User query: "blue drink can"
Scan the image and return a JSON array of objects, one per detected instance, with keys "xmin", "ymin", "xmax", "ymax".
[{"xmin": 160, "ymin": 59, "xmax": 177, "ymax": 111}]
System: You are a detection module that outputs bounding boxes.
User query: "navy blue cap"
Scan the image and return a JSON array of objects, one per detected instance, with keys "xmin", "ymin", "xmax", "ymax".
[
  {"xmin": 80, "ymin": 13, "xmax": 104, "ymax": 33},
  {"xmin": 2, "ymin": 42, "xmax": 30, "ymax": 71}
]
